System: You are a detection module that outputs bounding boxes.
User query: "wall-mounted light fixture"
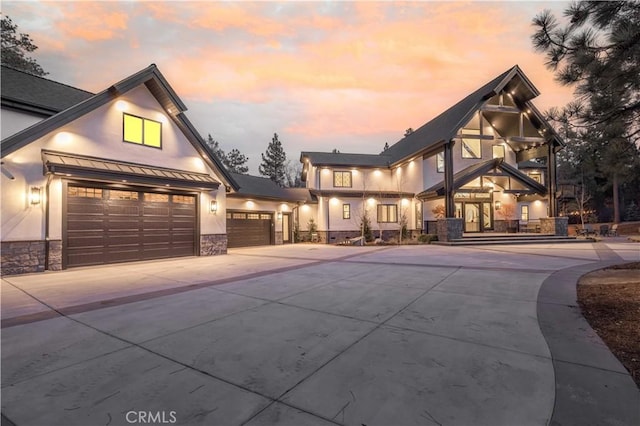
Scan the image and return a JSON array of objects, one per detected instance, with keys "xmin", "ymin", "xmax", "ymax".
[
  {"xmin": 277, "ymin": 211, "xmax": 283, "ymax": 220},
  {"xmin": 30, "ymin": 187, "xmax": 42, "ymax": 205},
  {"xmin": 495, "ymin": 200, "xmax": 501, "ymax": 211},
  {"xmin": 210, "ymin": 200, "xmax": 218, "ymax": 214}
]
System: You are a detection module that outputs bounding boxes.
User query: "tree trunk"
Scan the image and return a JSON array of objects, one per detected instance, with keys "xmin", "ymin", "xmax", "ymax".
[{"xmin": 613, "ymin": 172, "xmax": 620, "ymax": 223}]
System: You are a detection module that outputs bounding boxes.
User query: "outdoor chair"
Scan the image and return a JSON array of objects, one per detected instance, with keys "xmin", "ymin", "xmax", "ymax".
[
  {"xmin": 608, "ymin": 224, "xmax": 619, "ymax": 237},
  {"xmin": 599, "ymin": 224, "xmax": 609, "ymax": 236},
  {"xmin": 577, "ymin": 224, "xmax": 596, "ymax": 237}
]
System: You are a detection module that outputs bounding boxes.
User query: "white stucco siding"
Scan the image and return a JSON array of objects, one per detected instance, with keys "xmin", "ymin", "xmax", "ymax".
[
  {"xmin": 1, "ymin": 108, "xmax": 45, "ymax": 139},
  {"xmin": 316, "ymin": 167, "xmax": 395, "ymax": 192},
  {"xmin": 1, "ymin": 85, "xmax": 228, "ymax": 242},
  {"xmin": 297, "ymin": 204, "xmax": 316, "ymax": 232}
]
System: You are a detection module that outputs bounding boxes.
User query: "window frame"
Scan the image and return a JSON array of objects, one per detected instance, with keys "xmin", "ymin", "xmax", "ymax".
[
  {"xmin": 461, "ymin": 138, "xmax": 482, "ymax": 159},
  {"xmin": 521, "ymin": 205, "xmax": 529, "ymax": 221},
  {"xmin": 123, "ymin": 112, "xmax": 163, "ymax": 149},
  {"xmin": 492, "ymin": 145, "xmax": 505, "ymax": 159},
  {"xmin": 436, "ymin": 152, "xmax": 444, "ymax": 173},
  {"xmin": 333, "ymin": 171, "xmax": 352, "ymax": 188},
  {"xmin": 377, "ymin": 204, "xmax": 398, "ymax": 223},
  {"xmin": 343, "ymin": 203, "xmax": 351, "ymax": 219}
]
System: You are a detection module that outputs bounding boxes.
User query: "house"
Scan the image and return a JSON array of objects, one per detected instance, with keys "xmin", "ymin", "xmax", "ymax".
[
  {"xmin": 226, "ymin": 172, "xmax": 313, "ymax": 247},
  {"xmin": 299, "ymin": 65, "xmax": 567, "ymax": 242},
  {"xmin": 1, "ymin": 64, "xmax": 306, "ymax": 275}
]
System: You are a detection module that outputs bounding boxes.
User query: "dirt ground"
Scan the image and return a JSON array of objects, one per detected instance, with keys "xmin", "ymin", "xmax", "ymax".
[{"xmin": 577, "ymin": 262, "xmax": 640, "ymax": 388}]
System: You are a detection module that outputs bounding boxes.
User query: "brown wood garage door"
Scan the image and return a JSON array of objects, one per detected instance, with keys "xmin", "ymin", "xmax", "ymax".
[
  {"xmin": 65, "ymin": 185, "xmax": 196, "ymax": 267},
  {"xmin": 226, "ymin": 211, "xmax": 273, "ymax": 248}
]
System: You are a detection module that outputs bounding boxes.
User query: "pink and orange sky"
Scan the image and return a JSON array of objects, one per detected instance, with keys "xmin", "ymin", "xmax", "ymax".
[{"xmin": 4, "ymin": 1, "xmax": 575, "ymax": 173}]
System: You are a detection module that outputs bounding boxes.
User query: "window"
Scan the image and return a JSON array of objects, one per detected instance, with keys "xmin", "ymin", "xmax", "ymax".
[
  {"xmin": 333, "ymin": 171, "xmax": 352, "ymax": 187},
  {"xmin": 123, "ymin": 113, "xmax": 162, "ymax": 148},
  {"xmin": 415, "ymin": 202, "xmax": 423, "ymax": 229},
  {"xmin": 461, "ymin": 128, "xmax": 481, "ymax": 159},
  {"xmin": 247, "ymin": 213, "xmax": 260, "ymax": 219},
  {"xmin": 343, "ymin": 204, "xmax": 351, "ymax": 219},
  {"xmin": 462, "ymin": 138, "xmax": 481, "ymax": 158},
  {"xmin": 521, "ymin": 205, "xmax": 529, "ymax": 221},
  {"xmin": 377, "ymin": 204, "xmax": 398, "ymax": 223},
  {"xmin": 173, "ymin": 195, "xmax": 195, "ymax": 204},
  {"xmin": 436, "ymin": 152, "xmax": 444, "ymax": 173},
  {"xmin": 144, "ymin": 193, "xmax": 169, "ymax": 202},
  {"xmin": 68, "ymin": 186, "xmax": 102, "ymax": 198},
  {"xmin": 109, "ymin": 190, "xmax": 138, "ymax": 200},
  {"xmin": 529, "ymin": 173, "xmax": 541, "ymax": 183},
  {"xmin": 492, "ymin": 145, "xmax": 505, "ymax": 159}
]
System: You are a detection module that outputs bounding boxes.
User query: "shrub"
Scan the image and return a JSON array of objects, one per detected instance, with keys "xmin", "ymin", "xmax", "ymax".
[{"xmin": 418, "ymin": 234, "xmax": 438, "ymax": 243}]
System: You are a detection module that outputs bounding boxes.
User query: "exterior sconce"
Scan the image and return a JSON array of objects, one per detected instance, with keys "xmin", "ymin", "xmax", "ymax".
[
  {"xmin": 495, "ymin": 200, "xmax": 501, "ymax": 211},
  {"xmin": 277, "ymin": 211, "xmax": 283, "ymax": 220},
  {"xmin": 210, "ymin": 200, "xmax": 218, "ymax": 214},
  {"xmin": 29, "ymin": 187, "xmax": 42, "ymax": 205}
]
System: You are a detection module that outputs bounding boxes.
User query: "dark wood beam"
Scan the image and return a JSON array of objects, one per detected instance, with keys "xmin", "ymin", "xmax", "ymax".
[
  {"xmin": 548, "ymin": 142, "xmax": 558, "ymax": 217},
  {"xmin": 444, "ymin": 139, "xmax": 455, "ymax": 217}
]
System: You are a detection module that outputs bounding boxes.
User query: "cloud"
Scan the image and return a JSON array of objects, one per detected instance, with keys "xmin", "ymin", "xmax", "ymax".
[{"xmin": 2, "ymin": 0, "xmax": 574, "ymax": 173}]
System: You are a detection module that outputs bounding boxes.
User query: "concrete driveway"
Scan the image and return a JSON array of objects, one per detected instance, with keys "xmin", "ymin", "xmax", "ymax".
[{"xmin": 1, "ymin": 242, "xmax": 639, "ymax": 426}]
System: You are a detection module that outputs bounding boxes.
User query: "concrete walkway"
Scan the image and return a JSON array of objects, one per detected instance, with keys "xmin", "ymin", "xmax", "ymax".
[{"xmin": 1, "ymin": 242, "xmax": 638, "ymax": 425}]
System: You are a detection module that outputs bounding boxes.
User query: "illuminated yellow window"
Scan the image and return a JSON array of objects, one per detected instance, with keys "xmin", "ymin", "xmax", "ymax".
[
  {"xmin": 123, "ymin": 113, "xmax": 162, "ymax": 148},
  {"xmin": 124, "ymin": 114, "xmax": 143, "ymax": 144}
]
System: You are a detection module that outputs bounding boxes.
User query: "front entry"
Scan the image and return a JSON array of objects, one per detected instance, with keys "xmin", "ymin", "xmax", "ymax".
[
  {"xmin": 282, "ymin": 213, "xmax": 292, "ymax": 243},
  {"xmin": 458, "ymin": 202, "xmax": 493, "ymax": 233}
]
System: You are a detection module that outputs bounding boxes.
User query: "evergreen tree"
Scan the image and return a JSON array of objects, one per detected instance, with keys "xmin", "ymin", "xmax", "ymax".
[
  {"xmin": 1, "ymin": 16, "xmax": 47, "ymax": 76},
  {"xmin": 532, "ymin": 1, "xmax": 640, "ymax": 223},
  {"xmin": 204, "ymin": 134, "xmax": 225, "ymax": 163},
  {"xmin": 224, "ymin": 149, "xmax": 249, "ymax": 174},
  {"xmin": 259, "ymin": 133, "xmax": 287, "ymax": 186}
]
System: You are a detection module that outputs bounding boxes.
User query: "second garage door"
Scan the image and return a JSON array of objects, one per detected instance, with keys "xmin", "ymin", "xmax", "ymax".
[
  {"xmin": 226, "ymin": 211, "xmax": 273, "ymax": 248},
  {"xmin": 65, "ymin": 185, "xmax": 197, "ymax": 268}
]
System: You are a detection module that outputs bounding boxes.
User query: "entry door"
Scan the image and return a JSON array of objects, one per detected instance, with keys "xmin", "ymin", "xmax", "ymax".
[
  {"xmin": 482, "ymin": 202, "xmax": 493, "ymax": 231},
  {"xmin": 464, "ymin": 203, "xmax": 480, "ymax": 232},
  {"xmin": 282, "ymin": 213, "xmax": 291, "ymax": 243}
]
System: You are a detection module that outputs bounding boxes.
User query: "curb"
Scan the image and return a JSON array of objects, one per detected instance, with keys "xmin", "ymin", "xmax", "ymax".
[{"xmin": 537, "ymin": 260, "xmax": 640, "ymax": 425}]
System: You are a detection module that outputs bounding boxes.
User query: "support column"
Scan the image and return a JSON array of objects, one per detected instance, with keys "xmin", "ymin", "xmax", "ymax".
[
  {"xmin": 444, "ymin": 139, "xmax": 455, "ymax": 218},
  {"xmin": 548, "ymin": 142, "xmax": 557, "ymax": 217}
]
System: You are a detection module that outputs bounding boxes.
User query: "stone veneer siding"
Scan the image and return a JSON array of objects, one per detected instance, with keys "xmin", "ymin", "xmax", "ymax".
[
  {"xmin": 540, "ymin": 217, "xmax": 569, "ymax": 236},
  {"xmin": 200, "ymin": 234, "xmax": 227, "ymax": 255},
  {"xmin": 437, "ymin": 218, "xmax": 464, "ymax": 242},
  {"xmin": 47, "ymin": 240, "xmax": 62, "ymax": 271},
  {"xmin": 1, "ymin": 241, "xmax": 46, "ymax": 275}
]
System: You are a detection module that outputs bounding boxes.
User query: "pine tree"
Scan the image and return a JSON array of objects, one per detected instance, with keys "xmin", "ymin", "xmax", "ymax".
[
  {"xmin": 259, "ymin": 133, "xmax": 287, "ymax": 186},
  {"xmin": 204, "ymin": 134, "xmax": 225, "ymax": 163},
  {"xmin": 532, "ymin": 1, "xmax": 640, "ymax": 223},
  {"xmin": 224, "ymin": 149, "xmax": 249, "ymax": 174},
  {"xmin": 1, "ymin": 16, "xmax": 47, "ymax": 76}
]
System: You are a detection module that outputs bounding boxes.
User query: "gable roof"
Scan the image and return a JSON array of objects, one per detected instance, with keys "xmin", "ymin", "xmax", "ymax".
[
  {"xmin": 1, "ymin": 65, "xmax": 94, "ymax": 116},
  {"xmin": 300, "ymin": 151, "xmax": 391, "ymax": 168},
  {"xmin": 383, "ymin": 66, "xmax": 527, "ymax": 165},
  {"xmin": 228, "ymin": 172, "xmax": 311, "ymax": 202},
  {"xmin": 417, "ymin": 158, "xmax": 548, "ymax": 200},
  {"xmin": 299, "ymin": 65, "xmax": 558, "ymax": 170},
  {"xmin": 0, "ymin": 64, "xmax": 238, "ymax": 191}
]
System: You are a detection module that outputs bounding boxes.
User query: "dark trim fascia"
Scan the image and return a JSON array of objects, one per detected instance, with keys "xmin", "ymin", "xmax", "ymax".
[
  {"xmin": 1, "ymin": 99, "xmax": 58, "ymax": 117},
  {"xmin": 310, "ymin": 190, "xmax": 415, "ymax": 199}
]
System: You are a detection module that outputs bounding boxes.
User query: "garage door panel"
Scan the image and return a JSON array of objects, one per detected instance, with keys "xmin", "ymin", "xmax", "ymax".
[
  {"xmin": 227, "ymin": 213, "xmax": 272, "ymax": 248},
  {"xmin": 65, "ymin": 186, "xmax": 196, "ymax": 268},
  {"xmin": 67, "ymin": 234, "xmax": 105, "ymax": 248}
]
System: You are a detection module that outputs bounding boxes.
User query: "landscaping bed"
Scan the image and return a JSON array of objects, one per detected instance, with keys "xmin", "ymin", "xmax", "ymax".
[{"xmin": 577, "ymin": 262, "xmax": 640, "ymax": 388}]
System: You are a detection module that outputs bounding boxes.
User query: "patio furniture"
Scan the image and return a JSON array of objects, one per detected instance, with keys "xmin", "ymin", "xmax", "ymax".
[
  {"xmin": 599, "ymin": 224, "xmax": 609, "ymax": 236},
  {"xmin": 608, "ymin": 224, "xmax": 619, "ymax": 237},
  {"xmin": 577, "ymin": 224, "xmax": 596, "ymax": 237}
]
